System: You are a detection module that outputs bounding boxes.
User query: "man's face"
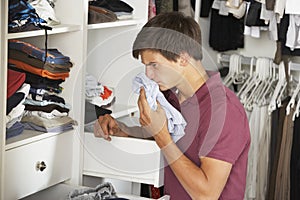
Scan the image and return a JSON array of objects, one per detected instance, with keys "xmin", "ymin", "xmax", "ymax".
[{"xmin": 140, "ymin": 50, "xmax": 182, "ymax": 91}]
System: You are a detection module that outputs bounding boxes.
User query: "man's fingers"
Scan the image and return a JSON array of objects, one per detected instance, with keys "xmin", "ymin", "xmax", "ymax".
[
  {"xmin": 138, "ymin": 87, "xmax": 152, "ymax": 123},
  {"xmin": 94, "ymin": 119, "xmax": 111, "ymax": 140},
  {"xmin": 99, "ymin": 115, "xmax": 109, "ymax": 135},
  {"xmin": 140, "ymin": 86, "xmax": 146, "ymax": 98},
  {"xmin": 138, "ymin": 94, "xmax": 144, "ymax": 117},
  {"xmin": 109, "ymin": 119, "xmax": 118, "ymax": 135},
  {"xmin": 96, "ymin": 114, "xmax": 118, "ymax": 141}
]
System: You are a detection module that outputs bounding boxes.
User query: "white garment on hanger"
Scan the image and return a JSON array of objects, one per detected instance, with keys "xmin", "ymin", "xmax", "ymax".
[
  {"xmin": 244, "ymin": 105, "xmax": 271, "ymax": 200},
  {"xmin": 285, "ymin": 0, "xmax": 300, "ymax": 14},
  {"xmin": 286, "ymin": 14, "xmax": 300, "ymax": 51},
  {"xmin": 212, "ymin": 0, "xmax": 246, "ymax": 19},
  {"xmin": 260, "ymin": 3, "xmax": 278, "ymax": 41},
  {"xmin": 274, "ymin": 0, "xmax": 287, "ymax": 23}
]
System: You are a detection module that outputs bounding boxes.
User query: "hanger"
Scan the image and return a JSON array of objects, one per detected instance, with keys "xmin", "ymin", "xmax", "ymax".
[
  {"xmin": 287, "ymin": 63, "xmax": 300, "ymax": 115},
  {"xmin": 292, "ymin": 91, "xmax": 300, "ymax": 120},
  {"xmin": 233, "ymin": 55, "xmax": 247, "ymax": 85},
  {"xmin": 252, "ymin": 58, "xmax": 271, "ymax": 105},
  {"xmin": 276, "ymin": 61, "xmax": 292, "ymax": 108},
  {"xmin": 223, "ymin": 54, "xmax": 237, "ymax": 85},
  {"xmin": 237, "ymin": 56, "xmax": 256, "ymax": 98},
  {"xmin": 243, "ymin": 58, "xmax": 270, "ymax": 110},
  {"xmin": 276, "ymin": 82, "xmax": 287, "ymax": 108},
  {"xmin": 256, "ymin": 59, "xmax": 275, "ymax": 106},
  {"xmin": 268, "ymin": 62, "xmax": 286, "ymax": 115},
  {"xmin": 223, "ymin": 54, "xmax": 242, "ymax": 87},
  {"xmin": 255, "ymin": 59, "xmax": 272, "ymax": 105},
  {"xmin": 288, "ymin": 61, "xmax": 300, "ymax": 120},
  {"xmin": 239, "ymin": 58, "xmax": 261, "ymax": 106}
]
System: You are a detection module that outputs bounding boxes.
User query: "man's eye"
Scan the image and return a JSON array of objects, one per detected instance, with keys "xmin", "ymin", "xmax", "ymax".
[{"xmin": 151, "ymin": 63, "xmax": 157, "ymax": 68}]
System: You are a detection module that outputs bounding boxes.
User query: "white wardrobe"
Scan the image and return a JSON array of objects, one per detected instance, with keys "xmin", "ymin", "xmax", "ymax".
[{"xmin": 0, "ymin": 0, "xmax": 169, "ymax": 199}]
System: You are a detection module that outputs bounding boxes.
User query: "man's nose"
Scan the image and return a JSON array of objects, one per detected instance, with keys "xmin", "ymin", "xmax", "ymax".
[{"xmin": 145, "ymin": 66, "xmax": 154, "ymax": 80}]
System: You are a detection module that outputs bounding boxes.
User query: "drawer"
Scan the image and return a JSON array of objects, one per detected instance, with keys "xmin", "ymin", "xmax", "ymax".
[
  {"xmin": 22, "ymin": 183, "xmax": 170, "ymax": 200},
  {"xmin": 83, "ymin": 132, "xmax": 164, "ymax": 187},
  {"xmin": 4, "ymin": 131, "xmax": 73, "ymax": 200}
]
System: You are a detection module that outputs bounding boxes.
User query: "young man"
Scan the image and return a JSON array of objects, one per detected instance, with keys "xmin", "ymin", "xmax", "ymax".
[{"xmin": 94, "ymin": 12, "xmax": 250, "ymax": 200}]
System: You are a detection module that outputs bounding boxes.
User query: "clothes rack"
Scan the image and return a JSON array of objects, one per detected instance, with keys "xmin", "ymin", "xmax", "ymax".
[{"xmin": 217, "ymin": 53, "xmax": 300, "ymax": 71}]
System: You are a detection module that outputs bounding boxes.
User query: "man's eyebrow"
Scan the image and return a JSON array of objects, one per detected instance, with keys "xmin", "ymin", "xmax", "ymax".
[{"xmin": 144, "ymin": 62, "xmax": 156, "ymax": 66}]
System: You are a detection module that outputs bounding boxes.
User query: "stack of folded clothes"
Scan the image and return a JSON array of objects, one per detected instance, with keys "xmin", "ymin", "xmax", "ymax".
[
  {"xmin": 8, "ymin": 0, "xmax": 47, "ymax": 33},
  {"xmin": 6, "ymin": 69, "xmax": 28, "ymax": 139},
  {"xmin": 6, "ymin": 40, "xmax": 77, "ymax": 138},
  {"xmin": 88, "ymin": 0, "xmax": 134, "ymax": 24}
]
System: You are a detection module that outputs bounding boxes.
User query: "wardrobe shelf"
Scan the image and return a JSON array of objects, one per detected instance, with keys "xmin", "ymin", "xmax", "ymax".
[
  {"xmin": 108, "ymin": 104, "xmax": 138, "ymax": 119},
  {"xmin": 87, "ymin": 18, "xmax": 144, "ymax": 30},
  {"xmin": 6, "ymin": 24, "xmax": 82, "ymax": 39},
  {"xmin": 5, "ymin": 129, "xmax": 75, "ymax": 151}
]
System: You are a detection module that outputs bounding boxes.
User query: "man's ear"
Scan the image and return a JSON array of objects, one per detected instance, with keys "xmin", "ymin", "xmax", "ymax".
[{"xmin": 179, "ymin": 52, "xmax": 189, "ymax": 66}]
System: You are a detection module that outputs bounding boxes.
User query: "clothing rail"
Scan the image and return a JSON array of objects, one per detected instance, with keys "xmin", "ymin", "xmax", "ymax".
[
  {"xmin": 217, "ymin": 53, "xmax": 300, "ymax": 71},
  {"xmin": 217, "ymin": 53, "xmax": 255, "ymax": 67}
]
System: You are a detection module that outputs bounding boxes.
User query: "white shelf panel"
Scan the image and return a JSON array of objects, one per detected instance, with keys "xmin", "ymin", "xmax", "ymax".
[
  {"xmin": 5, "ymin": 129, "xmax": 76, "ymax": 151},
  {"xmin": 87, "ymin": 18, "xmax": 144, "ymax": 30},
  {"xmin": 109, "ymin": 104, "xmax": 138, "ymax": 119},
  {"xmin": 6, "ymin": 24, "xmax": 82, "ymax": 39}
]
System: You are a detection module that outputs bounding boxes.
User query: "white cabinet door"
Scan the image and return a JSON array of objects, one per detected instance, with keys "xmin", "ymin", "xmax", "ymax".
[{"xmin": 4, "ymin": 131, "xmax": 73, "ymax": 200}]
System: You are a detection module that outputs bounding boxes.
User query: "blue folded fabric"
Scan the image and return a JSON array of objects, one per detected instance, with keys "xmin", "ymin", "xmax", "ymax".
[
  {"xmin": 6, "ymin": 121, "xmax": 24, "ymax": 139},
  {"xmin": 8, "ymin": 0, "xmax": 46, "ymax": 32},
  {"xmin": 9, "ymin": 40, "xmax": 70, "ymax": 65},
  {"xmin": 132, "ymin": 72, "xmax": 186, "ymax": 143}
]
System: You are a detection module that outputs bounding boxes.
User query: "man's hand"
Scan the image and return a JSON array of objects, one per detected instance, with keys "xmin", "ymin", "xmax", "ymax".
[
  {"xmin": 138, "ymin": 87, "xmax": 168, "ymax": 137},
  {"xmin": 94, "ymin": 114, "xmax": 121, "ymax": 141}
]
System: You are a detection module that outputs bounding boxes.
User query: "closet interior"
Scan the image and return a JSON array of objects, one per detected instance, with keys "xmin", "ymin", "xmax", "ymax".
[
  {"xmin": 0, "ymin": 0, "xmax": 170, "ymax": 199},
  {"xmin": 1, "ymin": 0, "xmax": 300, "ymax": 199}
]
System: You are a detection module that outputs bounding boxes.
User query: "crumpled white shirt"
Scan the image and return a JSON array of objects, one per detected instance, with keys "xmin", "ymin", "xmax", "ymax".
[{"xmin": 132, "ymin": 72, "xmax": 186, "ymax": 143}]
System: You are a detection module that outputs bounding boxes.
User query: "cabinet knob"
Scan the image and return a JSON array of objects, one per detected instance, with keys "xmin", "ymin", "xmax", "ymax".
[{"xmin": 36, "ymin": 161, "xmax": 47, "ymax": 172}]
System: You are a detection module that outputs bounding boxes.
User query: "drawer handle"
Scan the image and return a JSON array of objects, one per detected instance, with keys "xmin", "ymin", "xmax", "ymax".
[{"xmin": 36, "ymin": 161, "xmax": 47, "ymax": 172}]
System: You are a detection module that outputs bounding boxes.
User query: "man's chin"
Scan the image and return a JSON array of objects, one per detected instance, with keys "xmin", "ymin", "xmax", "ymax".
[{"xmin": 159, "ymin": 85, "xmax": 168, "ymax": 91}]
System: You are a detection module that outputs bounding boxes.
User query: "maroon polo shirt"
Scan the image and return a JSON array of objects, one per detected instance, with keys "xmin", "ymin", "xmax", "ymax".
[{"xmin": 163, "ymin": 71, "xmax": 250, "ymax": 200}]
